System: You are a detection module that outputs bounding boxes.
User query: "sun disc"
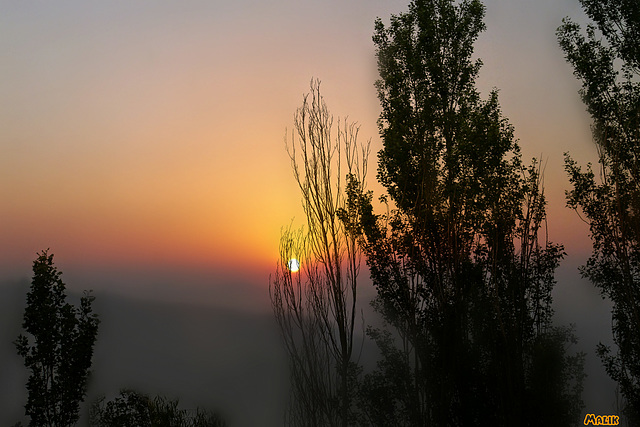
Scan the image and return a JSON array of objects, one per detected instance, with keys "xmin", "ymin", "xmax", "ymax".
[{"xmin": 287, "ymin": 258, "xmax": 300, "ymax": 272}]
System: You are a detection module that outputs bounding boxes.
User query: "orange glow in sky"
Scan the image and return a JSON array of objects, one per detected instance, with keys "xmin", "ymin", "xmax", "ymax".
[{"xmin": 1, "ymin": 0, "xmax": 596, "ymax": 287}]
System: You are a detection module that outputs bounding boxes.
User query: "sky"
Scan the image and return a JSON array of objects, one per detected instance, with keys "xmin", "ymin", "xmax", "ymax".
[
  {"xmin": 0, "ymin": 0, "xmax": 595, "ymax": 280},
  {"xmin": 0, "ymin": 0, "xmax": 622, "ymax": 424}
]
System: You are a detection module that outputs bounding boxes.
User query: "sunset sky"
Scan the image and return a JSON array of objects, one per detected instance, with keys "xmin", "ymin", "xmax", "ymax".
[
  {"xmin": 1, "ymin": 0, "xmax": 617, "ymax": 422},
  {"xmin": 1, "ymin": 0, "xmax": 596, "ymax": 279}
]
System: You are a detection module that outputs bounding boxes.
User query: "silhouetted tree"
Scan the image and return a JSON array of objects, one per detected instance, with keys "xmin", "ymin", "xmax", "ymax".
[
  {"xmin": 15, "ymin": 250, "xmax": 100, "ymax": 427},
  {"xmin": 558, "ymin": 0, "xmax": 640, "ymax": 422},
  {"xmin": 352, "ymin": 0, "xmax": 584, "ymax": 425},
  {"xmin": 89, "ymin": 389, "xmax": 226, "ymax": 427},
  {"xmin": 270, "ymin": 79, "xmax": 370, "ymax": 426}
]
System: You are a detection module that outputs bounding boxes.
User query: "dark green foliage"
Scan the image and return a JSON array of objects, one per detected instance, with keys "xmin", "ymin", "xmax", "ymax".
[
  {"xmin": 89, "ymin": 390, "xmax": 226, "ymax": 427},
  {"xmin": 558, "ymin": 0, "xmax": 640, "ymax": 421},
  {"xmin": 357, "ymin": 328, "xmax": 417, "ymax": 426},
  {"xmin": 15, "ymin": 250, "xmax": 100, "ymax": 427},
  {"xmin": 353, "ymin": 0, "xmax": 585, "ymax": 424}
]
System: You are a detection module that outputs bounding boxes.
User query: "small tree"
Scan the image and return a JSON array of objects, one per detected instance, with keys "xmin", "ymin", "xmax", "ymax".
[{"xmin": 15, "ymin": 250, "xmax": 100, "ymax": 427}]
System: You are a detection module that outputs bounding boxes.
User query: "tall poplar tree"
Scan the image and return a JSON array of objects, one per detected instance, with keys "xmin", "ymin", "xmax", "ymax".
[
  {"xmin": 356, "ymin": 0, "xmax": 584, "ymax": 425},
  {"xmin": 558, "ymin": 0, "xmax": 640, "ymax": 422}
]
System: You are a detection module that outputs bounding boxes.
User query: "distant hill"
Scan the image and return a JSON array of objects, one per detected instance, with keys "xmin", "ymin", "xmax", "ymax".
[{"xmin": 0, "ymin": 280, "xmax": 288, "ymax": 426}]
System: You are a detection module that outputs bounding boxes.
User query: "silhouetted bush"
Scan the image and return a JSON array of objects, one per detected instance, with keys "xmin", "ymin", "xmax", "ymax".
[{"xmin": 90, "ymin": 389, "xmax": 226, "ymax": 427}]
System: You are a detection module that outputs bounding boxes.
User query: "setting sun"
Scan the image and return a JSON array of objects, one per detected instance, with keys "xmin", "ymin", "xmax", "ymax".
[{"xmin": 287, "ymin": 258, "xmax": 300, "ymax": 273}]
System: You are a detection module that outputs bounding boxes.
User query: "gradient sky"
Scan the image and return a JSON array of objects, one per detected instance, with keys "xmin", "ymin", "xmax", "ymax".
[
  {"xmin": 1, "ymin": 0, "xmax": 596, "ymax": 278},
  {"xmin": 1, "ymin": 0, "xmax": 619, "ymax": 420}
]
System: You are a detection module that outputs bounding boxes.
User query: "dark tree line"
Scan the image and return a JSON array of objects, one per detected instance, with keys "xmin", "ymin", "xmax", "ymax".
[{"xmin": 271, "ymin": 0, "xmax": 639, "ymax": 425}]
